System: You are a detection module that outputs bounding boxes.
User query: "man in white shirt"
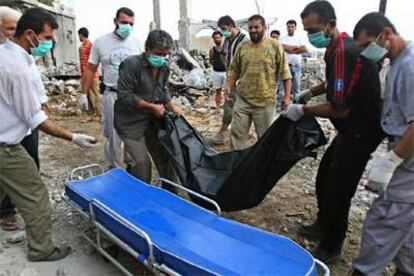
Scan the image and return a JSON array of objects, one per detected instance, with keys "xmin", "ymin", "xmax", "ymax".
[
  {"xmin": 81, "ymin": 7, "xmax": 143, "ymax": 169},
  {"xmin": 278, "ymin": 20, "xmax": 306, "ymax": 110},
  {"xmin": 0, "ymin": 8, "xmax": 96, "ymax": 262},
  {"xmin": 0, "ymin": 5, "xmax": 22, "ymax": 232}
]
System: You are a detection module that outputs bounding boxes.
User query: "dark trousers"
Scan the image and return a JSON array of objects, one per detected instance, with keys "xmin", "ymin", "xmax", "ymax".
[
  {"xmin": 0, "ymin": 129, "xmax": 39, "ymax": 219},
  {"xmin": 121, "ymin": 123, "xmax": 178, "ymax": 194},
  {"xmin": 315, "ymin": 131, "xmax": 382, "ymax": 250}
]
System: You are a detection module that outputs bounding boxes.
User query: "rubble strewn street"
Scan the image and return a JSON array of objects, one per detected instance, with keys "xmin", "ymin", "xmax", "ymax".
[{"xmin": 0, "ymin": 58, "xmax": 392, "ymax": 275}]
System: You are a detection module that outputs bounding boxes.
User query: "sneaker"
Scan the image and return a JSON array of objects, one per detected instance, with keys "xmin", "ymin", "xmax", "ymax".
[
  {"xmin": 299, "ymin": 221, "xmax": 322, "ymax": 239},
  {"xmin": 311, "ymin": 245, "xmax": 341, "ymax": 263},
  {"xmin": 207, "ymin": 133, "xmax": 225, "ymax": 145},
  {"xmin": 30, "ymin": 245, "xmax": 72, "ymax": 262}
]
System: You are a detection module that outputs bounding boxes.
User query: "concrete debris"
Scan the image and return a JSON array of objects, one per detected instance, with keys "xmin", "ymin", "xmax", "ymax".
[
  {"xmin": 169, "ymin": 47, "xmax": 213, "ymax": 95},
  {"xmin": 301, "ymin": 58, "xmax": 326, "ymax": 90},
  {"xmin": 20, "ymin": 269, "xmax": 40, "ymax": 276},
  {"xmin": 38, "ymin": 62, "xmax": 80, "ymax": 78},
  {"xmin": 6, "ymin": 231, "xmax": 26, "ymax": 244}
]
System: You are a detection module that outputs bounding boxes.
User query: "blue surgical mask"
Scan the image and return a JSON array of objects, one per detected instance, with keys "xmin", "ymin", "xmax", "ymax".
[
  {"xmin": 30, "ymin": 34, "xmax": 53, "ymax": 57},
  {"xmin": 117, "ymin": 24, "xmax": 133, "ymax": 39},
  {"xmin": 148, "ymin": 54, "xmax": 167, "ymax": 68},
  {"xmin": 361, "ymin": 42, "xmax": 388, "ymax": 63},
  {"xmin": 221, "ymin": 30, "xmax": 232, "ymax": 39},
  {"xmin": 308, "ymin": 31, "xmax": 331, "ymax": 49}
]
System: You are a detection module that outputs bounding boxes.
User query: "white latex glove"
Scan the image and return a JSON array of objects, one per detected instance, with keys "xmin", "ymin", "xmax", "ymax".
[
  {"xmin": 367, "ymin": 150, "xmax": 404, "ymax": 192},
  {"xmin": 282, "ymin": 104, "xmax": 304, "ymax": 121},
  {"xmin": 72, "ymin": 133, "xmax": 97, "ymax": 149},
  {"xmin": 295, "ymin": 89, "xmax": 313, "ymax": 103},
  {"xmin": 79, "ymin": 93, "xmax": 89, "ymax": 111}
]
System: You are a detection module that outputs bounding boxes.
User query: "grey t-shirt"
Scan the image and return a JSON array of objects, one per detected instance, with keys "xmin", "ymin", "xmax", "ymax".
[
  {"xmin": 382, "ymin": 42, "xmax": 414, "ymax": 138},
  {"xmin": 89, "ymin": 32, "xmax": 143, "ymax": 89},
  {"xmin": 382, "ymin": 42, "xmax": 414, "ymax": 203}
]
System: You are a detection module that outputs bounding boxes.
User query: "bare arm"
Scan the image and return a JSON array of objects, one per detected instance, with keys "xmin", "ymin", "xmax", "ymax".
[
  {"xmin": 282, "ymin": 79, "xmax": 293, "ymax": 109},
  {"xmin": 309, "ymin": 82, "xmax": 327, "ymax": 96},
  {"xmin": 81, "ymin": 63, "xmax": 98, "ymax": 94},
  {"xmin": 303, "ymin": 102, "xmax": 349, "ymax": 119},
  {"xmin": 282, "ymin": 44, "xmax": 296, "ymax": 54},
  {"xmin": 38, "ymin": 119, "xmax": 73, "ymax": 141},
  {"xmin": 394, "ymin": 122, "xmax": 414, "ymax": 159},
  {"xmin": 226, "ymin": 74, "xmax": 237, "ymax": 94}
]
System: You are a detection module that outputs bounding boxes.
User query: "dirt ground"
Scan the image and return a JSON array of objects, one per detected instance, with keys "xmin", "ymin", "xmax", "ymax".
[{"xmin": 0, "ymin": 104, "xmax": 391, "ymax": 276}]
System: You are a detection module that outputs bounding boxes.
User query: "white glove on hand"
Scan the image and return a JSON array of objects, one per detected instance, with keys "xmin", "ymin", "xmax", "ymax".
[
  {"xmin": 72, "ymin": 133, "xmax": 97, "ymax": 149},
  {"xmin": 79, "ymin": 93, "xmax": 89, "ymax": 111},
  {"xmin": 282, "ymin": 104, "xmax": 304, "ymax": 121},
  {"xmin": 295, "ymin": 89, "xmax": 313, "ymax": 103},
  {"xmin": 367, "ymin": 150, "xmax": 404, "ymax": 192}
]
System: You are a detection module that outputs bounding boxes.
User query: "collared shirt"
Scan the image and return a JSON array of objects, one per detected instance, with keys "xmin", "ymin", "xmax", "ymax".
[
  {"xmin": 0, "ymin": 40, "xmax": 48, "ymax": 144},
  {"xmin": 79, "ymin": 39, "xmax": 98, "ymax": 79},
  {"xmin": 114, "ymin": 53, "xmax": 171, "ymax": 141},
  {"xmin": 228, "ymin": 38, "xmax": 292, "ymax": 107},
  {"xmin": 89, "ymin": 32, "xmax": 143, "ymax": 89},
  {"xmin": 382, "ymin": 42, "xmax": 414, "ymax": 138}
]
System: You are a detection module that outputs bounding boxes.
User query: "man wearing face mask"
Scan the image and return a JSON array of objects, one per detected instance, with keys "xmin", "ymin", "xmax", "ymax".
[
  {"xmin": 0, "ymin": 8, "xmax": 96, "ymax": 261},
  {"xmin": 208, "ymin": 15, "xmax": 249, "ymax": 145},
  {"xmin": 81, "ymin": 7, "xmax": 143, "ymax": 169},
  {"xmin": 351, "ymin": 13, "xmax": 414, "ymax": 276},
  {"xmin": 114, "ymin": 30, "xmax": 180, "ymax": 191},
  {"xmin": 283, "ymin": 1, "xmax": 383, "ymax": 262},
  {"xmin": 227, "ymin": 14, "xmax": 292, "ymax": 150}
]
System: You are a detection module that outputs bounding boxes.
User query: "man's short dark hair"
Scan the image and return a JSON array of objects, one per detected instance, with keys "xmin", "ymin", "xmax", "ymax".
[
  {"xmin": 78, "ymin": 27, "xmax": 89, "ymax": 38},
  {"xmin": 15, "ymin": 7, "xmax": 58, "ymax": 37},
  {"xmin": 212, "ymin": 30, "xmax": 222, "ymax": 38},
  {"xmin": 217, "ymin": 15, "xmax": 235, "ymax": 28},
  {"xmin": 270, "ymin": 30, "xmax": 280, "ymax": 36},
  {"xmin": 116, "ymin": 7, "xmax": 134, "ymax": 19},
  {"xmin": 353, "ymin": 12, "xmax": 398, "ymax": 39},
  {"xmin": 145, "ymin": 29, "xmax": 173, "ymax": 51},
  {"xmin": 248, "ymin": 14, "xmax": 266, "ymax": 26},
  {"xmin": 300, "ymin": 0, "xmax": 336, "ymax": 24},
  {"xmin": 287, "ymin": 20, "xmax": 297, "ymax": 26}
]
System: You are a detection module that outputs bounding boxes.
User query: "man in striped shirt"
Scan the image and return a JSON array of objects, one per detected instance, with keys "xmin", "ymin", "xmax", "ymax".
[
  {"xmin": 208, "ymin": 15, "xmax": 249, "ymax": 145},
  {"xmin": 283, "ymin": 0, "xmax": 384, "ymax": 262}
]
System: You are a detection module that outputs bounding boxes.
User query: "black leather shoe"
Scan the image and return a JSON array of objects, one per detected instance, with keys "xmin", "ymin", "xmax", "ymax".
[{"xmin": 299, "ymin": 221, "xmax": 322, "ymax": 239}]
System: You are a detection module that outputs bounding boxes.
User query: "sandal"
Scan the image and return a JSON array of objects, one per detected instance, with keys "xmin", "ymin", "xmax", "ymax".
[{"xmin": 0, "ymin": 215, "xmax": 20, "ymax": 231}]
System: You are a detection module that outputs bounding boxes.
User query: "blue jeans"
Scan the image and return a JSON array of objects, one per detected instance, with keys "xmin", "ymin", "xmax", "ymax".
[{"xmin": 277, "ymin": 64, "xmax": 301, "ymax": 109}]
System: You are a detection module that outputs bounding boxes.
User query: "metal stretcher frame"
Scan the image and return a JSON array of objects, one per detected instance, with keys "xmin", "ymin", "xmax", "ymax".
[{"xmin": 62, "ymin": 164, "xmax": 330, "ymax": 276}]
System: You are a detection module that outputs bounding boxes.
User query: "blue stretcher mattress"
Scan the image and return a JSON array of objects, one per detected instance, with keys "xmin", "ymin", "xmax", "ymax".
[{"xmin": 65, "ymin": 168, "xmax": 318, "ymax": 275}]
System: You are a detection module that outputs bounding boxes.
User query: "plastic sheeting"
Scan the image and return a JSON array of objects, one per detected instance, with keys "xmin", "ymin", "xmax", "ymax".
[{"xmin": 158, "ymin": 114, "xmax": 327, "ymax": 211}]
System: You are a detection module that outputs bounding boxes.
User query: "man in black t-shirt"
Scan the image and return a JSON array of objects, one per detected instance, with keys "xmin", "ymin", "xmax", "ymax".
[
  {"xmin": 283, "ymin": 0, "xmax": 384, "ymax": 262},
  {"xmin": 208, "ymin": 30, "xmax": 227, "ymax": 107}
]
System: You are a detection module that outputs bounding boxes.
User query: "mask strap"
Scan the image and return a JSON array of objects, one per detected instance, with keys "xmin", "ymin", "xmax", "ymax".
[{"xmin": 27, "ymin": 32, "xmax": 39, "ymax": 48}]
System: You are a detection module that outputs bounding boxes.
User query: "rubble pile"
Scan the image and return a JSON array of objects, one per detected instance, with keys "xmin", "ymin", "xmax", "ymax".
[
  {"xmin": 300, "ymin": 58, "xmax": 325, "ymax": 90},
  {"xmin": 169, "ymin": 47, "xmax": 213, "ymax": 99},
  {"xmin": 38, "ymin": 62, "xmax": 80, "ymax": 78},
  {"xmin": 44, "ymin": 78, "xmax": 82, "ymax": 116}
]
